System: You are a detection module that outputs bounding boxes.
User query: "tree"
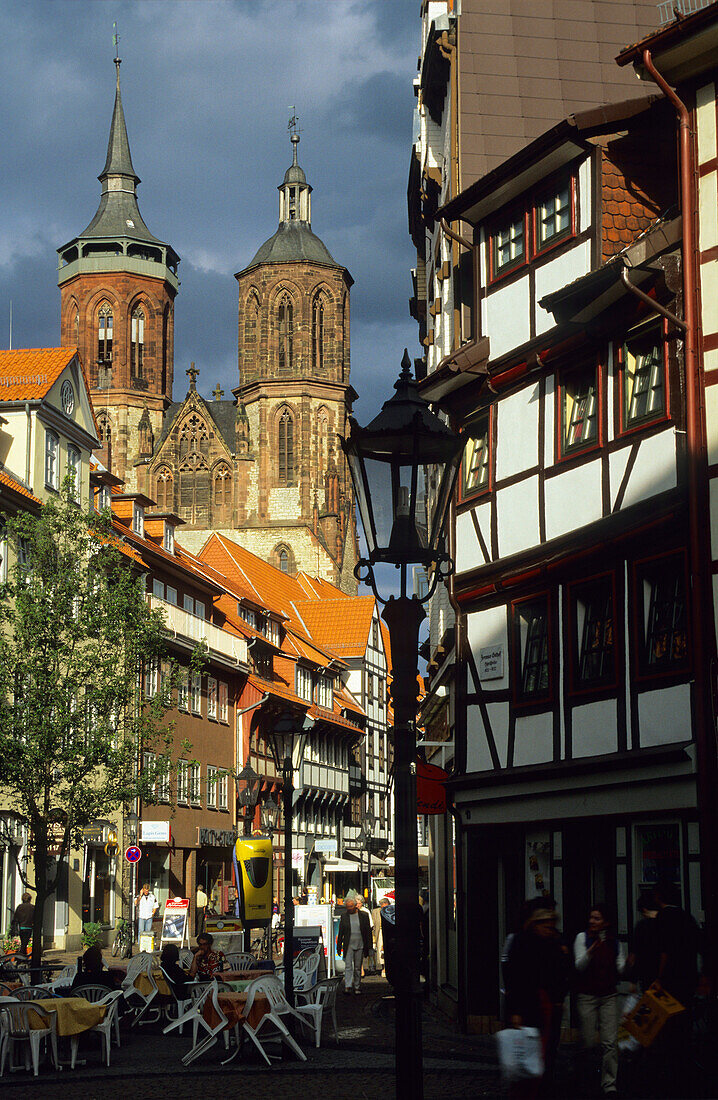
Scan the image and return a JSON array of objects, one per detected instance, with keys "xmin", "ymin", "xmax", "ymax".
[{"xmin": 0, "ymin": 481, "xmax": 198, "ymax": 973}]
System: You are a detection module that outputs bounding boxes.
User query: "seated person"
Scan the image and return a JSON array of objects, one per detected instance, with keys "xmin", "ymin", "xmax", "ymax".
[
  {"xmin": 71, "ymin": 945, "xmax": 116, "ymax": 991},
  {"xmin": 160, "ymin": 943, "xmax": 190, "ymax": 995},
  {"xmin": 189, "ymin": 932, "xmax": 226, "ymax": 979}
]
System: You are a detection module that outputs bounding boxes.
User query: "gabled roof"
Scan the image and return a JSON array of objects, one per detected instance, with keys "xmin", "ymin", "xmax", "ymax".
[
  {"xmin": 291, "ymin": 597, "xmax": 376, "ymax": 658},
  {"xmin": 0, "ymin": 348, "xmax": 79, "ymax": 403},
  {"xmin": 198, "ymin": 532, "xmax": 315, "ymax": 619},
  {"xmin": 155, "ymin": 395, "xmax": 240, "ymax": 456},
  {"xmin": 0, "ymin": 467, "xmax": 41, "ymax": 506}
]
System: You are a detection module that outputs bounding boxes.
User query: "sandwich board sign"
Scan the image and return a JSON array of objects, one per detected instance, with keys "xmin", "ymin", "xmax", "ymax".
[{"xmin": 160, "ymin": 897, "xmax": 190, "ymax": 949}]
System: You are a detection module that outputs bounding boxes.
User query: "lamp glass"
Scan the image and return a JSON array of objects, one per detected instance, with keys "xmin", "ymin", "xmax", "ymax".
[
  {"xmin": 261, "ymin": 796, "xmax": 279, "ymax": 833},
  {"xmin": 236, "ymin": 761, "xmax": 261, "ymax": 808}
]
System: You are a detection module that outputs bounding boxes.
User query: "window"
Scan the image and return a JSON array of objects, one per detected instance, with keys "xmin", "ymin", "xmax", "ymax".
[
  {"xmin": 17, "ymin": 538, "xmax": 31, "ymax": 582},
  {"xmin": 144, "ymin": 658, "xmax": 159, "ymax": 699},
  {"xmin": 208, "ymin": 677, "xmax": 218, "ymax": 720},
  {"xmin": 189, "ymin": 762, "xmax": 202, "ymax": 805},
  {"xmin": 636, "ymin": 555, "xmax": 688, "ymax": 675},
  {"xmin": 218, "ymin": 772, "xmax": 228, "ymax": 812},
  {"xmin": 561, "ymin": 366, "xmax": 598, "ymax": 456},
  {"xmin": 177, "ymin": 760, "xmax": 188, "ymax": 803},
  {"xmin": 196, "ymin": 600, "xmax": 206, "ymax": 620},
  {"xmin": 277, "ymin": 294, "xmax": 294, "ymax": 372},
  {"xmin": 461, "ymin": 414, "xmax": 490, "ymax": 499},
  {"xmin": 207, "ymin": 765, "xmax": 218, "ymax": 809},
  {"xmin": 572, "ymin": 576, "xmax": 615, "ymax": 688},
  {"xmin": 622, "ymin": 329, "xmax": 665, "ymax": 429},
  {"xmin": 166, "ymin": 585, "xmax": 177, "ymax": 606},
  {"xmin": 535, "ymin": 180, "xmax": 572, "ymax": 250},
  {"xmin": 191, "ymin": 672, "xmax": 202, "ymax": 714},
  {"xmin": 279, "ymin": 548, "xmax": 289, "ymax": 573},
  {"xmin": 130, "ymin": 306, "xmax": 144, "ymax": 379},
  {"xmin": 164, "ymin": 525, "xmax": 175, "ymax": 554},
  {"xmin": 133, "ymin": 502, "xmax": 144, "ymax": 537},
  {"xmin": 317, "ymin": 676, "xmax": 332, "ymax": 709},
  {"xmin": 219, "ymin": 681, "xmax": 228, "ymax": 722},
  {"xmin": 492, "ymin": 210, "xmax": 525, "ymax": 278},
  {"xmin": 156, "ymin": 467, "xmax": 173, "ymax": 510},
  {"xmin": 296, "ymin": 665, "xmax": 314, "ymax": 702},
  {"xmin": 157, "ymin": 759, "xmax": 170, "ymax": 802},
  {"xmin": 98, "ymin": 303, "xmax": 113, "ymax": 363},
  {"xmin": 278, "ymin": 407, "xmax": 294, "ymax": 485},
  {"xmin": 0, "ymin": 521, "xmax": 6, "ymax": 583},
  {"xmin": 45, "ymin": 431, "xmax": 59, "ymax": 490},
  {"xmin": 367, "ymin": 673, "xmax": 374, "ymax": 703},
  {"xmin": 97, "ymin": 484, "xmax": 110, "ymax": 511},
  {"xmin": 152, "ymin": 579, "xmax": 164, "ymax": 599},
  {"xmin": 214, "ymin": 465, "xmax": 231, "ymax": 508},
  {"xmin": 312, "ymin": 293, "xmax": 325, "ymax": 371},
  {"xmin": 513, "ymin": 596, "xmax": 551, "ymax": 702},
  {"xmin": 66, "ymin": 447, "xmax": 81, "ymax": 502},
  {"xmin": 178, "ymin": 668, "xmax": 189, "ymax": 711},
  {"xmin": 143, "ymin": 752, "xmax": 157, "ymax": 797}
]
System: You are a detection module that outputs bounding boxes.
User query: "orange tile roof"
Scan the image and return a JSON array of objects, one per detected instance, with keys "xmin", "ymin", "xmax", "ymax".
[
  {"xmin": 308, "ymin": 703, "xmax": 363, "ymax": 734},
  {"xmin": 0, "ymin": 348, "xmax": 77, "ymax": 403},
  {"xmin": 291, "ymin": 597, "xmax": 375, "ymax": 657},
  {"xmin": 0, "ymin": 467, "xmax": 41, "ymax": 505},
  {"xmin": 247, "ymin": 672, "xmax": 309, "ymax": 710}
]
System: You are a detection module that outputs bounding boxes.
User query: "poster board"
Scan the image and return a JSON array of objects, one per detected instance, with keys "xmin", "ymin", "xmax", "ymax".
[
  {"xmin": 295, "ymin": 903, "xmax": 334, "ymax": 977},
  {"xmin": 160, "ymin": 898, "xmax": 190, "ymax": 949}
]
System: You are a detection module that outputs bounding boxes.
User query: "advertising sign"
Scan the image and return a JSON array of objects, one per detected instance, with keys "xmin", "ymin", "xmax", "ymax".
[
  {"xmin": 314, "ymin": 838, "xmax": 338, "ymax": 854},
  {"xmin": 295, "ymin": 903, "xmax": 334, "ymax": 977},
  {"xmin": 234, "ymin": 835, "xmax": 273, "ymax": 926},
  {"xmin": 160, "ymin": 897, "xmax": 190, "ymax": 948},
  {"xmin": 140, "ymin": 820, "xmax": 171, "ymax": 843}
]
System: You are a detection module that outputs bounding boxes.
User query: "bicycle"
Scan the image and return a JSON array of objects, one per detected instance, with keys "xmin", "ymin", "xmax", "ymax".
[{"xmin": 111, "ymin": 916, "xmax": 134, "ymax": 958}]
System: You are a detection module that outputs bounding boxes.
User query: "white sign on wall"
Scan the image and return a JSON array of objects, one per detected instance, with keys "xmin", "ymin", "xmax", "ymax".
[
  {"xmin": 291, "ymin": 849, "xmax": 305, "ymax": 870},
  {"xmin": 140, "ymin": 820, "xmax": 171, "ymax": 843},
  {"xmin": 315, "ymin": 839, "xmax": 338, "ymax": 853},
  {"xmin": 479, "ymin": 645, "xmax": 504, "ymax": 680}
]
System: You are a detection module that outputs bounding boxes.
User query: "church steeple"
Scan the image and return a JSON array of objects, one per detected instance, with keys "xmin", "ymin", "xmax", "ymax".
[
  {"xmin": 278, "ymin": 115, "xmax": 312, "ymax": 226},
  {"xmin": 99, "ymin": 57, "xmax": 140, "ymax": 188}
]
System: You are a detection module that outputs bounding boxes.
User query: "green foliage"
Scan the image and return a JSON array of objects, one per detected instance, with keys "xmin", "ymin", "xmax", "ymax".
[{"xmin": 81, "ymin": 921, "xmax": 104, "ymax": 948}]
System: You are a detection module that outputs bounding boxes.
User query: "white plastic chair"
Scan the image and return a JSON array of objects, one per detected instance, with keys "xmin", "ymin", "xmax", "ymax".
[
  {"xmin": 43, "ymin": 963, "xmax": 77, "ymax": 992},
  {"xmin": 295, "ymin": 976, "xmax": 341, "ymax": 1048},
  {"xmin": 159, "ymin": 966, "xmax": 196, "ymax": 1036},
  {"xmin": 175, "ymin": 983, "xmax": 230, "ymax": 1066},
  {"xmin": 71, "ymin": 984, "xmax": 121, "ymax": 1048},
  {"xmin": 223, "ymin": 952, "xmax": 256, "ymax": 971},
  {"xmin": 162, "ymin": 981, "xmax": 211, "ymax": 1042},
  {"xmin": 0, "ymin": 1001, "xmax": 59, "ymax": 1077},
  {"xmin": 120, "ymin": 953, "xmax": 159, "ymax": 1025},
  {"xmin": 84, "ymin": 989, "xmax": 123, "ymax": 1068},
  {"xmin": 178, "ymin": 949, "xmax": 195, "ymax": 969},
  {"xmin": 241, "ymin": 976, "xmax": 307, "ymax": 1066}
]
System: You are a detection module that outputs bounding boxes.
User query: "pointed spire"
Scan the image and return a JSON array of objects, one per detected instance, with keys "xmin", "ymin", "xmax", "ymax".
[
  {"xmin": 278, "ymin": 111, "xmax": 312, "ymax": 226},
  {"xmin": 99, "ymin": 55, "xmax": 139, "ymax": 185}
]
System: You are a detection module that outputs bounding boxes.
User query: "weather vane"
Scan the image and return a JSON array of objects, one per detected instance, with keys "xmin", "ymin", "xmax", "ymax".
[
  {"xmin": 288, "ymin": 107, "xmax": 301, "ymax": 140},
  {"xmin": 112, "ymin": 21, "xmax": 120, "ymax": 62}
]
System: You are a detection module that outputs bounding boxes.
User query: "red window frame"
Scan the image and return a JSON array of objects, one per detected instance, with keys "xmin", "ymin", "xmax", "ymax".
[
  {"xmin": 567, "ymin": 571, "xmax": 618, "ymax": 697},
  {"xmin": 556, "ymin": 357, "xmax": 603, "ymax": 462},
  {"xmin": 631, "ymin": 550, "xmax": 690, "ymax": 683},
  {"xmin": 617, "ymin": 321, "xmax": 670, "ymax": 438},
  {"xmin": 511, "ymin": 591, "xmax": 554, "ymax": 707},
  {"xmin": 487, "ymin": 168, "xmax": 578, "ymax": 287},
  {"xmin": 532, "ymin": 172, "xmax": 577, "ymax": 260},
  {"xmin": 488, "ymin": 205, "xmax": 529, "ymax": 284},
  {"xmin": 458, "ymin": 407, "xmax": 493, "ymax": 504}
]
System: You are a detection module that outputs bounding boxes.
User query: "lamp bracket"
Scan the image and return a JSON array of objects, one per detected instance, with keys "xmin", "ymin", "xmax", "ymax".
[{"xmin": 354, "ymin": 553, "xmax": 454, "ymax": 606}]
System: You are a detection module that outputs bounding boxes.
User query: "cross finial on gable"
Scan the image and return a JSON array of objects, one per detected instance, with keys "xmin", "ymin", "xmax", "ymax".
[
  {"xmin": 187, "ymin": 362, "xmax": 199, "ymax": 390},
  {"xmin": 213, "ymin": 383, "xmax": 224, "ymax": 401}
]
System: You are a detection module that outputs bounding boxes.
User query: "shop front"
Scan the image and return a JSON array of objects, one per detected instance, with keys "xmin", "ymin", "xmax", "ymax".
[{"xmin": 0, "ymin": 814, "xmax": 28, "ymax": 937}]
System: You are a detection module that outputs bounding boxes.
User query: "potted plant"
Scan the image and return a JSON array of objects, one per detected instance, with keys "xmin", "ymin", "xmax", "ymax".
[{"xmin": 81, "ymin": 921, "xmax": 104, "ymax": 949}]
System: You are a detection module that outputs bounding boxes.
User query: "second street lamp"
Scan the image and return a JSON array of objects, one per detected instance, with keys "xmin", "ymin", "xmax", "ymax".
[
  {"xmin": 235, "ymin": 760, "xmax": 261, "ymax": 835},
  {"xmin": 342, "ymin": 350, "xmax": 462, "ymax": 1100},
  {"xmin": 361, "ymin": 810, "xmax": 376, "ymax": 902}
]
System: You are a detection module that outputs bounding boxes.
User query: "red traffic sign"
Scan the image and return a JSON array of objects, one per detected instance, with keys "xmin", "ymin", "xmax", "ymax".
[{"xmin": 125, "ymin": 845, "xmax": 142, "ymax": 863}]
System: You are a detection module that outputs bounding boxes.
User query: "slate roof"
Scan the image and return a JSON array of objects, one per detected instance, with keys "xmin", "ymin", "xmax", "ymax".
[
  {"xmin": 242, "ymin": 222, "xmax": 339, "ymax": 271},
  {"xmin": 154, "ymin": 397, "xmax": 239, "ymax": 456}
]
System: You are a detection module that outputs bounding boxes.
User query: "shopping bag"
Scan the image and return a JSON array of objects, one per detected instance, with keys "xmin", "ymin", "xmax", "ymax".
[
  {"xmin": 618, "ymin": 993, "xmax": 641, "ymax": 1052},
  {"xmin": 496, "ymin": 1026, "xmax": 544, "ymax": 1081},
  {"xmin": 623, "ymin": 982, "xmax": 685, "ymax": 1048}
]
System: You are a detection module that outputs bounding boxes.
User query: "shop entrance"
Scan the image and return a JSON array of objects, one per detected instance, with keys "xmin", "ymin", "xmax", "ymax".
[
  {"xmin": 82, "ymin": 846, "xmax": 116, "ymax": 926},
  {"xmin": 562, "ymin": 819, "xmax": 616, "ymax": 940}
]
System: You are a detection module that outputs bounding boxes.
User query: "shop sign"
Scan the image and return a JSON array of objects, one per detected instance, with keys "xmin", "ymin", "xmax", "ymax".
[
  {"xmin": 416, "ymin": 758, "xmax": 448, "ymax": 814},
  {"xmin": 479, "ymin": 645, "xmax": 504, "ymax": 680},
  {"xmin": 197, "ymin": 827, "xmax": 236, "ymax": 848},
  {"xmin": 315, "ymin": 838, "xmax": 338, "ymax": 854},
  {"xmin": 82, "ymin": 824, "xmax": 106, "ymax": 843},
  {"xmin": 140, "ymin": 820, "xmax": 171, "ymax": 843},
  {"xmin": 160, "ymin": 897, "xmax": 190, "ymax": 948},
  {"xmin": 291, "ymin": 848, "xmax": 305, "ymax": 870}
]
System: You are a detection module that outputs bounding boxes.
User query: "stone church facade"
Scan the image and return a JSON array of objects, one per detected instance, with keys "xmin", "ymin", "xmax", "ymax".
[{"xmin": 58, "ymin": 62, "xmax": 357, "ymax": 592}]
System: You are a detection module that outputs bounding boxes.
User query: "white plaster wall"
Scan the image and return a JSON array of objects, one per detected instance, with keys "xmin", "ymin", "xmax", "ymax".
[
  {"xmin": 620, "ymin": 430, "xmax": 676, "ymax": 510},
  {"xmin": 497, "ymin": 475, "xmax": 540, "ymax": 557},
  {"xmin": 571, "ymin": 698, "xmax": 618, "ymax": 758},
  {"xmin": 544, "ymin": 375, "xmax": 555, "ymax": 469},
  {"xmin": 638, "ymin": 683, "xmax": 692, "ymax": 747},
  {"xmin": 1, "ymin": 410, "xmax": 29, "ymax": 483},
  {"xmin": 578, "ymin": 155, "xmax": 592, "ymax": 233},
  {"xmin": 608, "ymin": 446, "xmax": 632, "ymax": 511},
  {"xmin": 705, "ymin": 384, "xmax": 718, "ymax": 466},
  {"xmin": 696, "ymin": 82, "xmax": 717, "ymax": 164},
  {"xmin": 701, "ymin": 260, "xmax": 718, "ymax": 337},
  {"xmin": 466, "ymin": 703, "xmax": 496, "ymax": 773},
  {"xmin": 699, "ymin": 173, "xmax": 718, "ymax": 252},
  {"xmin": 486, "ymin": 701, "xmax": 510, "ymax": 767},
  {"xmin": 496, "ymin": 384, "xmax": 540, "ymax": 480},
  {"xmin": 467, "ymin": 604, "xmax": 509, "ymax": 691},
  {"xmin": 478, "ymin": 227, "xmax": 487, "ymax": 289},
  {"xmin": 534, "ymin": 240, "xmax": 592, "ymax": 336},
  {"xmin": 513, "ymin": 712, "xmax": 553, "ymax": 766},
  {"xmin": 455, "ymin": 509, "xmax": 479, "ymax": 574},
  {"xmin": 544, "ymin": 459, "xmax": 601, "ymax": 541},
  {"xmin": 484, "ymin": 276, "xmax": 531, "ymax": 359}
]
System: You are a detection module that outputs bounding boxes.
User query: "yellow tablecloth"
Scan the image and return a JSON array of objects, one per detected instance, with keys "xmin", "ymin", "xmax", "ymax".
[
  {"xmin": 134, "ymin": 969, "xmax": 170, "ymax": 996},
  {"xmin": 29, "ymin": 997, "xmax": 106, "ymax": 1037}
]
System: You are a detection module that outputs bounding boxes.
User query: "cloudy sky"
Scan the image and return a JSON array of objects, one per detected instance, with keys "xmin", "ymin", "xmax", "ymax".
[{"xmin": 1, "ymin": 0, "xmax": 419, "ymax": 421}]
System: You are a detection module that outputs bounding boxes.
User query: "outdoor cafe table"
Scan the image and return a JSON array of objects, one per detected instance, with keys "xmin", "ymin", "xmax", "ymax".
[
  {"xmin": 202, "ymin": 990, "xmax": 270, "ymax": 1033},
  {"xmin": 220, "ymin": 969, "xmax": 272, "ymax": 982},
  {"xmin": 28, "ymin": 997, "xmax": 106, "ymax": 1036}
]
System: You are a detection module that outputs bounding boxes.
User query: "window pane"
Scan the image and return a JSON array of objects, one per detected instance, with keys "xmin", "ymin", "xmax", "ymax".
[
  {"xmin": 645, "ymin": 563, "xmax": 687, "ymax": 669},
  {"xmin": 577, "ymin": 580, "xmax": 614, "ymax": 684},
  {"xmin": 494, "ymin": 214, "xmax": 524, "ymax": 273},
  {"xmin": 517, "ymin": 599, "xmax": 550, "ymax": 697},
  {"xmin": 462, "ymin": 417, "xmax": 490, "ymax": 495},
  {"xmin": 625, "ymin": 336, "xmax": 664, "ymax": 425},
  {"xmin": 563, "ymin": 369, "xmax": 598, "ymax": 452},
  {"xmin": 538, "ymin": 183, "xmax": 571, "ymax": 246}
]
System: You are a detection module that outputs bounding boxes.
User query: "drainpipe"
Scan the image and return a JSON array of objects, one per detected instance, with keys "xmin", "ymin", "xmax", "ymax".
[
  {"xmin": 24, "ymin": 403, "xmax": 31, "ymax": 486},
  {"xmin": 642, "ymin": 48, "xmax": 718, "ymax": 963}
]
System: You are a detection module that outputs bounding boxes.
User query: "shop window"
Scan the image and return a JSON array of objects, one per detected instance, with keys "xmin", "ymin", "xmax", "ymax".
[
  {"xmin": 571, "ymin": 575, "xmax": 615, "ymax": 689},
  {"xmin": 635, "ymin": 554, "xmax": 688, "ymax": 676},
  {"xmin": 460, "ymin": 414, "xmax": 490, "ymax": 500},
  {"xmin": 560, "ymin": 365, "xmax": 598, "ymax": 457},
  {"xmin": 512, "ymin": 595, "xmax": 551, "ymax": 703},
  {"xmin": 635, "ymin": 822, "xmax": 681, "ymax": 899}
]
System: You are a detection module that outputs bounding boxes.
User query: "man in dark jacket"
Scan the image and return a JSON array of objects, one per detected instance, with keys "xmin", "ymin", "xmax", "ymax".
[
  {"xmin": 336, "ymin": 896, "xmax": 372, "ymax": 995},
  {"xmin": 13, "ymin": 893, "xmax": 34, "ymax": 954},
  {"xmin": 651, "ymin": 881, "xmax": 701, "ymax": 1099}
]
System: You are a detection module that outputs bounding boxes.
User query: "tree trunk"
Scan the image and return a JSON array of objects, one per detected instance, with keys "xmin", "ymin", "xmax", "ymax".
[{"xmin": 30, "ymin": 824, "xmax": 49, "ymax": 980}]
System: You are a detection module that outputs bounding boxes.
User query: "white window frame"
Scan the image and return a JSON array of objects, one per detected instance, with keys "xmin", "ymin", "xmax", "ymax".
[
  {"xmin": 296, "ymin": 665, "xmax": 314, "ymax": 702},
  {"xmin": 157, "ymin": 758, "xmax": 170, "ymax": 803},
  {"xmin": 152, "ymin": 578, "xmax": 164, "ymax": 599},
  {"xmin": 143, "ymin": 751, "xmax": 156, "ymax": 797},
  {"xmin": 189, "ymin": 762, "xmax": 202, "ymax": 805},
  {"xmin": 144, "ymin": 658, "xmax": 159, "ymax": 699},
  {"xmin": 218, "ymin": 681, "xmax": 228, "ymax": 723},
  {"xmin": 177, "ymin": 759, "xmax": 188, "ymax": 803},
  {"xmin": 178, "ymin": 668, "xmax": 189, "ymax": 712},
  {"xmin": 133, "ymin": 502, "xmax": 144, "ymax": 537},
  {"xmin": 207, "ymin": 765, "xmax": 218, "ymax": 809},
  {"xmin": 67, "ymin": 446, "xmax": 81, "ymax": 502},
  {"xmin": 191, "ymin": 672, "xmax": 202, "ymax": 715},
  {"xmin": 195, "ymin": 599, "xmax": 206, "ymax": 620},
  {"xmin": 184, "ymin": 595, "xmax": 194, "ymax": 614},
  {"xmin": 218, "ymin": 772, "xmax": 228, "ymax": 812},
  {"xmin": 166, "ymin": 585, "xmax": 178, "ymax": 606},
  {"xmin": 207, "ymin": 676, "xmax": 218, "ymax": 720},
  {"xmin": 45, "ymin": 431, "xmax": 59, "ymax": 490},
  {"xmin": 164, "ymin": 525, "xmax": 175, "ymax": 554}
]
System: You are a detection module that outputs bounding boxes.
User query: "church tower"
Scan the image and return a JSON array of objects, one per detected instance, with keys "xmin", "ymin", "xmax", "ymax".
[
  {"xmin": 57, "ymin": 55, "xmax": 179, "ymax": 487},
  {"xmin": 232, "ymin": 123, "xmax": 357, "ymax": 588}
]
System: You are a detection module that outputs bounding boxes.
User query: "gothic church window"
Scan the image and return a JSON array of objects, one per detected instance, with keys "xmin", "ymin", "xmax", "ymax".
[
  {"xmin": 277, "ymin": 407, "xmax": 295, "ymax": 486},
  {"xmin": 72, "ymin": 307, "xmax": 79, "ymax": 348},
  {"xmin": 274, "ymin": 543, "xmax": 294, "ymax": 574},
  {"xmin": 312, "ymin": 293, "xmax": 325, "ymax": 371},
  {"xmin": 131, "ymin": 306, "xmax": 145, "ymax": 379},
  {"xmin": 155, "ymin": 466, "xmax": 173, "ymax": 510},
  {"xmin": 179, "ymin": 414, "xmax": 210, "ymax": 459},
  {"xmin": 214, "ymin": 464, "xmax": 231, "ymax": 508},
  {"xmin": 277, "ymin": 294, "xmax": 294, "ymax": 372},
  {"xmin": 98, "ymin": 303, "xmax": 113, "ymax": 364},
  {"xmin": 179, "ymin": 454, "xmax": 209, "ymax": 524},
  {"xmin": 245, "ymin": 294, "xmax": 260, "ymax": 360}
]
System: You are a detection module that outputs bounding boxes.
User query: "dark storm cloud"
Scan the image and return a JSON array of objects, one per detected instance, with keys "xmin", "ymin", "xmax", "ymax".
[{"xmin": 0, "ymin": 0, "xmax": 420, "ymax": 419}]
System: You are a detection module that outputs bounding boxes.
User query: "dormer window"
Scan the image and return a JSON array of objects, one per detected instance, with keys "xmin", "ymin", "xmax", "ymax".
[
  {"xmin": 98, "ymin": 485, "xmax": 110, "ymax": 511},
  {"xmin": 164, "ymin": 524, "xmax": 175, "ymax": 554},
  {"xmin": 133, "ymin": 502, "xmax": 144, "ymax": 537},
  {"xmin": 296, "ymin": 665, "xmax": 314, "ymax": 702}
]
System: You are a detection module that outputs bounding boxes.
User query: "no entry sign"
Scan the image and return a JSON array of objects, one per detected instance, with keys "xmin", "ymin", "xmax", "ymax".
[{"xmin": 125, "ymin": 845, "xmax": 142, "ymax": 863}]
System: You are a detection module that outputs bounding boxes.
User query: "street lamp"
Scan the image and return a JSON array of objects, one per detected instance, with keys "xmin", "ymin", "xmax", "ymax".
[
  {"xmin": 265, "ymin": 710, "xmax": 314, "ymax": 1007},
  {"xmin": 360, "ymin": 810, "xmax": 376, "ymax": 903},
  {"xmin": 235, "ymin": 760, "xmax": 262, "ymax": 835},
  {"xmin": 125, "ymin": 809, "xmax": 139, "ymax": 950},
  {"xmin": 260, "ymin": 794, "xmax": 279, "ymax": 836},
  {"xmin": 342, "ymin": 350, "xmax": 462, "ymax": 1100}
]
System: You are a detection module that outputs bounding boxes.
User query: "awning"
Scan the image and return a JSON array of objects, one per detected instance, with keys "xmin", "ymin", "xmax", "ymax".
[
  {"xmin": 344, "ymin": 849, "xmax": 392, "ymax": 869},
  {"xmin": 323, "ymin": 858, "xmax": 360, "ymax": 873}
]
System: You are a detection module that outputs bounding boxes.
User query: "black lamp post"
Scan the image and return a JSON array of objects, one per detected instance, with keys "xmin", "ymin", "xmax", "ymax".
[
  {"xmin": 265, "ymin": 711, "xmax": 314, "ymax": 1007},
  {"xmin": 125, "ymin": 809, "xmax": 139, "ymax": 949},
  {"xmin": 342, "ymin": 351, "xmax": 462, "ymax": 1100},
  {"xmin": 361, "ymin": 810, "xmax": 376, "ymax": 902},
  {"xmin": 235, "ymin": 760, "xmax": 262, "ymax": 835}
]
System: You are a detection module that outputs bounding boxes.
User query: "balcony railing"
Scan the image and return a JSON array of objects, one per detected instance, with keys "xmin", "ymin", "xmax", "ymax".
[{"xmin": 150, "ymin": 596, "xmax": 248, "ymax": 667}]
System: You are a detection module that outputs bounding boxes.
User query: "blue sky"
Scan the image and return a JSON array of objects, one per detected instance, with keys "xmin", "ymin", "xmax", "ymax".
[{"xmin": 0, "ymin": 0, "xmax": 419, "ymax": 421}]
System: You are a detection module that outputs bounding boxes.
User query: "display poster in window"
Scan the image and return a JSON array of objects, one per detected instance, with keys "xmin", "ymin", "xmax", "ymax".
[
  {"xmin": 160, "ymin": 897, "xmax": 190, "ymax": 948},
  {"xmin": 295, "ymin": 904, "xmax": 334, "ymax": 977},
  {"xmin": 637, "ymin": 824, "xmax": 680, "ymax": 889},
  {"xmin": 526, "ymin": 834, "xmax": 551, "ymax": 898}
]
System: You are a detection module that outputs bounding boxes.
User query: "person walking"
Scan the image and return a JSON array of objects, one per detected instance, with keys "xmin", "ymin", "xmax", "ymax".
[
  {"xmin": 625, "ymin": 892, "xmax": 660, "ymax": 993},
  {"xmin": 504, "ymin": 902, "xmax": 572, "ymax": 1099},
  {"xmin": 13, "ymin": 892, "xmax": 34, "ymax": 955},
  {"xmin": 134, "ymin": 882, "xmax": 159, "ymax": 937},
  {"xmin": 195, "ymin": 883, "xmax": 208, "ymax": 936},
  {"xmin": 574, "ymin": 903, "xmax": 626, "ymax": 1096},
  {"xmin": 336, "ymin": 895, "xmax": 372, "ymax": 995},
  {"xmin": 371, "ymin": 896, "xmax": 390, "ymax": 973}
]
